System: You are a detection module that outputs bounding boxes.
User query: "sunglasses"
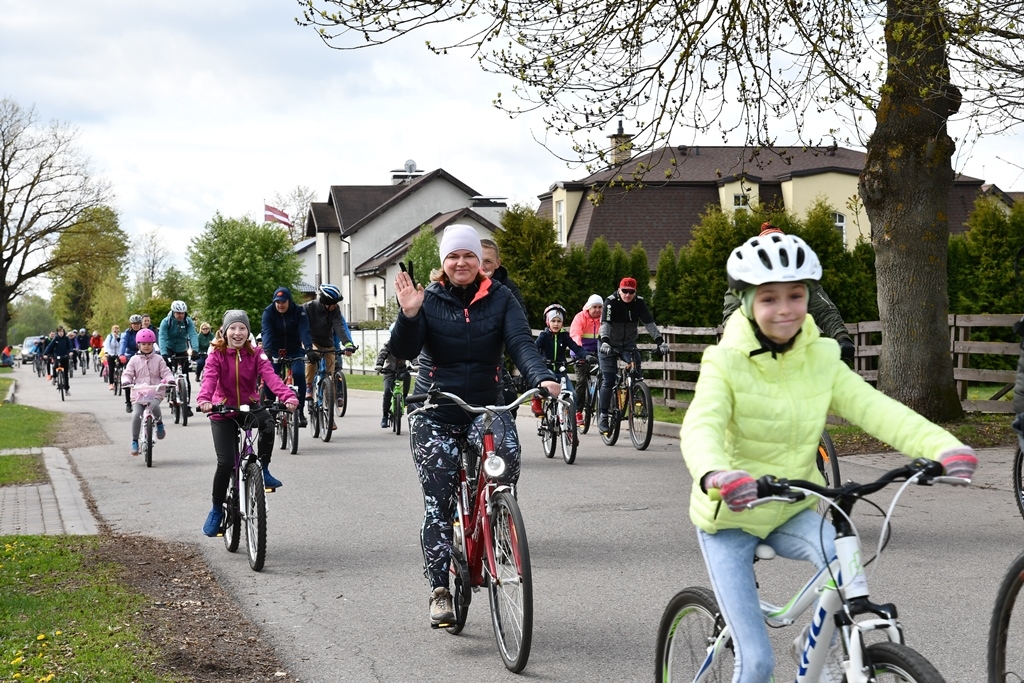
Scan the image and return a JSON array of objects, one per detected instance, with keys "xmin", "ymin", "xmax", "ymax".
[{"xmin": 621, "ymin": 289, "xmax": 636, "ymax": 295}]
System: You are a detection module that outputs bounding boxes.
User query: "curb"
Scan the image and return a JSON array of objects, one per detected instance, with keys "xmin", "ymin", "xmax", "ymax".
[{"xmin": 2, "ymin": 378, "xmax": 15, "ymax": 404}]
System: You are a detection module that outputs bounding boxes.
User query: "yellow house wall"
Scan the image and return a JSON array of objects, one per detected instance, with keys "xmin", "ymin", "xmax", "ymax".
[
  {"xmin": 552, "ymin": 186, "xmax": 584, "ymax": 244},
  {"xmin": 782, "ymin": 172, "xmax": 869, "ymax": 247},
  {"xmin": 719, "ymin": 179, "xmax": 759, "ymax": 212}
]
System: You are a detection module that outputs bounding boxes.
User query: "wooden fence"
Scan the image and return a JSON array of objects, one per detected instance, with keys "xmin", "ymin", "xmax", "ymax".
[{"xmin": 646, "ymin": 314, "xmax": 1023, "ymax": 414}]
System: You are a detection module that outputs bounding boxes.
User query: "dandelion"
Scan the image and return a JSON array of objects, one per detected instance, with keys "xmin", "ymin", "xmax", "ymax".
[
  {"xmin": 11, "ymin": 656, "xmax": 24, "ymax": 665},
  {"xmin": 36, "ymin": 634, "xmax": 46, "ymax": 641}
]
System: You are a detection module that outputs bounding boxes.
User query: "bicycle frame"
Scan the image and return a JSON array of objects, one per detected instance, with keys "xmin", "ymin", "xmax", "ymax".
[{"xmin": 688, "ymin": 463, "xmax": 966, "ymax": 683}]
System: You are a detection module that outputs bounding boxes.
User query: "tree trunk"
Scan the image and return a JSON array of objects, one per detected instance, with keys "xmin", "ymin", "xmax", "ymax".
[
  {"xmin": 0, "ymin": 291, "xmax": 10, "ymax": 351},
  {"xmin": 858, "ymin": 0, "xmax": 964, "ymax": 422}
]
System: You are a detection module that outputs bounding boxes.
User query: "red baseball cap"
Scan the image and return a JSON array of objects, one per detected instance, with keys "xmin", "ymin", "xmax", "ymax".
[{"xmin": 620, "ymin": 277, "xmax": 637, "ymax": 290}]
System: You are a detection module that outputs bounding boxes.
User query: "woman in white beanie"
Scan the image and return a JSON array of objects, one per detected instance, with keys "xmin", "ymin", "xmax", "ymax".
[
  {"xmin": 391, "ymin": 224, "xmax": 560, "ymax": 628},
  {"xmin": 569, "ymin": 294, "xmax": 604, "ymax": 425}
]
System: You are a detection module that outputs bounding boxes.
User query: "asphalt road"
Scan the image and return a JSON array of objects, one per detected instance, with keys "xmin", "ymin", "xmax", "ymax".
[{"xmin": 11, "ymin": 361, "xmax": 1020, "ymax": 682}]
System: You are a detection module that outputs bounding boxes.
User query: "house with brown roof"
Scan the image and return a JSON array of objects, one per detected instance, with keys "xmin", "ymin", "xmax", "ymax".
[
  {"xmin": 538, "ymin": 143, "xmax": 988, "ymax": 271},
  {"xmin": 304, "ymin": 161, "xmax": 505, "ymax": 323}
]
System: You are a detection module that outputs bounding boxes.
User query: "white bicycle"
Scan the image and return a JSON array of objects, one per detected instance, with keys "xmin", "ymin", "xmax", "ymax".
[{"xmin": 656, "ymin": 459, "xmax": 967, "ymax": 682}]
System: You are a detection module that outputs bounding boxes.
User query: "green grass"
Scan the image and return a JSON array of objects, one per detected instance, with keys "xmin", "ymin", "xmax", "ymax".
[
  {"xmin": 0, "ymin": 404, "xmax": 60, "ymax": 450},
  {"xmin": 0, "ymin": 536, "xmax": 179, "ymax": 683},
  {"xmin": 0, "ymin": 453, "xmax": 48, "ymax": 485},
  {"xmin": 343, "ymin": 373, "xmax": 384, "ymax": 391}
]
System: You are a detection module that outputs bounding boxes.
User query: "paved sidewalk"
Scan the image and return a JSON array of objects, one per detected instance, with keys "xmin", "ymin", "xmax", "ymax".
[{"xmin": 0, "ymin": 447, "xmax": 98, "ymax": 535}]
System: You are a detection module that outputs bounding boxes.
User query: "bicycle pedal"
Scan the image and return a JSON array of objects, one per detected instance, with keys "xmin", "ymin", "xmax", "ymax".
[
  {"xmin": 264, "ymin": 486, "xmax": 277, "ymax": 493},
  {"xmin": 431, "ymin": 621, "xmax": 452, "ymax": 629}
]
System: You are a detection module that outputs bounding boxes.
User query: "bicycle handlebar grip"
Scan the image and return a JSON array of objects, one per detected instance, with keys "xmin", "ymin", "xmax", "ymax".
[{"xmin": 407, "ymin": 394, "xmax": 429, "ymax": 403}]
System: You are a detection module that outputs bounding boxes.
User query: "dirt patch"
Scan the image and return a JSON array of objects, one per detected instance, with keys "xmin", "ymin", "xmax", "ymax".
[
  {"xmin": 55, "ymin": 413, "xmax": 300, "ymax": 682},
  {"xmin": 831, "ymin": 414, "xmax": 1017, "ymax": 455}
]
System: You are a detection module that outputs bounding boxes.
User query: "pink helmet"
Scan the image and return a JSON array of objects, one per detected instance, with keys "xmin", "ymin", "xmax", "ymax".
[{"xmin": 136, "ymin": 329, "xmax": 157, "ymax": 344}]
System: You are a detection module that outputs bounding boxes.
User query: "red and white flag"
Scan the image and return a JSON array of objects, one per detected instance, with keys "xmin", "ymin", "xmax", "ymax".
[{"xmin": 264, "ymin": 204, "xmax": 293, "ymax": 227}]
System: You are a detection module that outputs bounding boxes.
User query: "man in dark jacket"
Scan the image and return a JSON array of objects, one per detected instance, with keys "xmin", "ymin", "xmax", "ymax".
[
  {"xmin": 598, "ymin": 277, "xmax": 670, "ymax": 433},
  {"xmin": 43, "ymin": 327, "xmax": 75, "ymax": 394},
  {"xmin": 261, "ymin": 286, "xmax": 313, "ymax": 427}
]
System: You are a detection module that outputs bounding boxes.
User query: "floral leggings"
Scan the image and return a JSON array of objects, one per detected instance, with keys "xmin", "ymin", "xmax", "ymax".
[{"xmin": 409, "ymin": 410, "xmax": 521, "ymax": 588}]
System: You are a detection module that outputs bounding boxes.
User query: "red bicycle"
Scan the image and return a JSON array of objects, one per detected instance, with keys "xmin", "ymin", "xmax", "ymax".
[{"xmin": 408, "ymin": 387, "xmax": 536, "ymax": 673}]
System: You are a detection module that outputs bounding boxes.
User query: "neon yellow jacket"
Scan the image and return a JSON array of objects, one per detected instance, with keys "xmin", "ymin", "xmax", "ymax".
[{"xmin": 681, "ymin": 312, "xmax": 964, "ymax": 538}]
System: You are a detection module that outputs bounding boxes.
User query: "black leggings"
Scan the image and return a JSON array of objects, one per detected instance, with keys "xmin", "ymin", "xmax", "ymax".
[{"xmin": 209, "ymin": 407, "xmax": 275, "ymax": 508}]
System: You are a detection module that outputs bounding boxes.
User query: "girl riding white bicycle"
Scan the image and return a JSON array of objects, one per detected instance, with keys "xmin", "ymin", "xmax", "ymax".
[{"xmin": 679, "ymin": 233, "xmax": 977, "ymax": 682}]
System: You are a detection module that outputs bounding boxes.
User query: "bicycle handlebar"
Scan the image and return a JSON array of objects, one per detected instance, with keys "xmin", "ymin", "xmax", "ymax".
[
  {"xmin": 203, "ymin": 402, "xmax": 292, "ymax": 416},
  {"xmin": 708, "ymin": 458, "xmax": 969, "ymax": 509},
  {"xmin": 407, "ymin": 387, "xmax": 545, "ymax": 417}
]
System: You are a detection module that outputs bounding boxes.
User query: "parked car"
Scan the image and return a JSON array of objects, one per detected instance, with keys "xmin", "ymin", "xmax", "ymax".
[{"xmin": 19, "ymin": 336, "xmax": 42, "ymax": 364}]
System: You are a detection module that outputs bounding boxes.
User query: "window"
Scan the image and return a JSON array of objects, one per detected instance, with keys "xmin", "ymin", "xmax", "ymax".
[
  {"xmin": 833, "ymin": 212, "xmax": 846, "ymax": 243},
  {"xmin": 555, "ymin": 200, "xmax": 566, "ymax": 243},
  {"xmin": 733, "ymin": 194, "xmax": 749, "ymax": 211}
]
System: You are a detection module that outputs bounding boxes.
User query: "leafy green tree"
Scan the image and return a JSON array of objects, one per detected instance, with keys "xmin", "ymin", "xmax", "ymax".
[
  {"xmin": 9, "ymin": 294, "xmax": 57, "ymax": 341},
  {"xmin": 960, "ymin": 198, "xmax": 1024, "ymax": 315},
  {"xmin": 495, "ymin": 204, "xmax": 568, "ymax": 328},
  {"xmin": 88, "ymin": 270, "xmax": 130, "ymax": 334},
  {"xmin": 0, "ymin": 98, "xmax": 112, "ymax": 348},
  {"xmin": 677, "ymin": 209, "xmax": 756, "ymax": 327},
  {"xmin": 188, "ymin": 214, "xmax": 302, "ymax": 336},
  {"xmin": 652, "ymin": 244, "xmax": 681, "ymax": 325},
  {"xmin": 610, "ymin": 244, "xmax": 630, "ymax": 290},
  {"xmin": 303, "ymin": 0, "xmax": 1024, "ymax": 420},
  {"xmin": 585, "ymin": 238, "xmax": 615, "ymax": 300},
  {"xmin": 155, "ymin": 267, "xmax": 194, "ymax": 305},
  {"xmin": 628, "ymin": 244, "xmax": 651, "ymax": 300},
  {"xmin": 561, "ymin": 243, "xmax": 590, "ymax": 315},
  {"xmin": 49, "ymin": 206, "xmax": 129, "ymax": 330},
  {"xmin": 406, "ymin": 224, "xmax": 441, "ymax": 286}
]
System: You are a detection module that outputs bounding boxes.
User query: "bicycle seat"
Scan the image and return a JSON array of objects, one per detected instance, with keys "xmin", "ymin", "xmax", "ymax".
[{"xmin": 754, "ymin": 544, "xmax": 776, "ymax": 561}]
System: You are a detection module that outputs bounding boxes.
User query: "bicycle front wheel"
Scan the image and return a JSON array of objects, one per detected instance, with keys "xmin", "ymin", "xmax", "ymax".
[
  {"xmin": 335, "ymin": 371, "xmax": 348, "ymax": 418},
  {"xmin": 289, "ymin": 408, "xmax": 300, "ymax": 454},
  {"xmin": 392, "ymin": 393, "xmax": 403, "ymax": 436},
  {"xmin": 628, "ymin": 381, "xmax": 654, "ymax": 451},
  {"xmin": 180, "ymin": 378, "xmax": 190, "ymax": 427},
  {"xmin": 655, "ymin": 586, "xmax": 732, "ymax": 682},
  {"xmin": 540, "ymin": 401, "xmax": 557, "ymax": 458},
  {"xmin": 244, "ymin": 460, "xmax": 267, "ymax": 571},
  {"xmin": 989, "ymin": 550, "xmax": 1024, "ymax": 682},
  {"xmin": 144, "ymin": 417, "xmax": 154, "ymax": 468},
  {"xmin": 487, "ymin": 490, "xmax": 533, "ymax": 673},
  {"xmin": 278, "ymin": 414, "xmax": 289, "ymax": 450},
  {"xmin": 320, "ymin": 378, "xmax": 335, "ymax": 442},
  {"xmin": 170, "ymin": 387, "xmax": 181, "ymax": 424},
  {"xmin": 58, "ymin": 372, "xmax": 65, "ymax": 402},
  {"xmin": 1013, "ymin": 444, "xmax": 1024, "ymax": 522},
  {"xmin": 600, "ymin": 402, "xmax": 621, "ymax": 447},
  {"xmin": 863, "ymin": 642, "xmax": 945, "ymax": 682},
  {"xmin": 558, "ymin": 395, "xmax": 578, "ymax": 465}
]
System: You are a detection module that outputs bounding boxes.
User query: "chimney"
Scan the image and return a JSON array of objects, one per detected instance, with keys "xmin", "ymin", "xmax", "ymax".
[{"xmin": 607, "ymin": 119, "xmax": 634, "ymax": 166}]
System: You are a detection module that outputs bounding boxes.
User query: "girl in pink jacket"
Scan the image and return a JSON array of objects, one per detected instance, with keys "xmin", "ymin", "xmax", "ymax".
[
  {"xmin": 121, "ymin": 327, "xmax": 173, "ymax": 455},
  {"xmin": 196, "ymin": 310, "xmax": 298, "ymax": 537}
]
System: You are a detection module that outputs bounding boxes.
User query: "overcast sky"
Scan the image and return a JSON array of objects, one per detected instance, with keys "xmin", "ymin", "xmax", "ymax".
[{"xmin": 3, "ymin": 0, "xmax": 1023, "ymax": 275}]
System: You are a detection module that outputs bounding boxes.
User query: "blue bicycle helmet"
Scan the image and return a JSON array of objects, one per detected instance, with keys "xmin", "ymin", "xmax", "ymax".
[{"xmin": 318, "ymin": 283, "xmax": 343, "ymax": 305}]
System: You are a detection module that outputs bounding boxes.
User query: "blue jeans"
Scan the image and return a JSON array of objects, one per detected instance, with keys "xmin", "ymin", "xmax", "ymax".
[{"xmin": 696, "ymin": 509, "xmax": 837, "ymax": 683}]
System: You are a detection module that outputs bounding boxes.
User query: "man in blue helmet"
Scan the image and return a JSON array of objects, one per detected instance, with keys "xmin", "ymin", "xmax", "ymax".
[{"xmin": 302, "ymin": 284, "xmax": 356, "ymax": 428}]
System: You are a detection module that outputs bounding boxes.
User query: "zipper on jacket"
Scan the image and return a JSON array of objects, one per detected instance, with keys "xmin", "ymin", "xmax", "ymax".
[
  {"xmin": 234, "ymin": 351, "xmax": 242, "ymax": 407},
  {"xmin": 463, "ymin": 308, "xmax": 470, "ymax": 323}
]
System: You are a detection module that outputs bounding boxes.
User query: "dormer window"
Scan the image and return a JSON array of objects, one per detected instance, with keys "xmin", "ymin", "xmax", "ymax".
[
  {"xmin": 833, "ymin": 212, "xmax": 846, "ymax": 242},
  {"xmin": 733, "ymin": 194, "xmax": 749, "ymax": 211}
]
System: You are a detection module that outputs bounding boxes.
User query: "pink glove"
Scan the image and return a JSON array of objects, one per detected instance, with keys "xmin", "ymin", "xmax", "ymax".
[
  {"xmin": 938, "ymin": 447, "xmax": 977, "ymax": 480},
  {"xmin": 704, "ymin": 470, "xmax": 758, "ymax": 512},
  {"xmin": 285, "ymin": 400, "xmax": 299, "ymax": 412},
  {"xmin": 119, "ymin": 355, "xmax": 127, "ymax": 364}
]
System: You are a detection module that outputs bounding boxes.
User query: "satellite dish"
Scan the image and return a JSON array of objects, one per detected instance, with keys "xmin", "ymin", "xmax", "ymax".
[{"xmin": 404, "ymin": 159, "xmax": 417, "ymax": 174}]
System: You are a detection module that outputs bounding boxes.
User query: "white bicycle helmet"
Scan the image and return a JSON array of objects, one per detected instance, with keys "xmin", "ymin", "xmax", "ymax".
[
  {"xmin": 726, "ymin": 234, "xmax": 822, "ymax": 292},
  {"xmin": 171, "ymin": 300, "xmax": 188, "ymax": 313}
]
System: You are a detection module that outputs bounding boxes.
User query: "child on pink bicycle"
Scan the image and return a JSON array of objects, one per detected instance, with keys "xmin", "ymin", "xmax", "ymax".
[{"xmin": 121, "ymin": 328, "xmax": 173, "ymax": 455}]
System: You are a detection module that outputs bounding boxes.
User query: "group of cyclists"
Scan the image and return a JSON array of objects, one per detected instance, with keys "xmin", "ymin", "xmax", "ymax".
[{"xmin": 12, "ymin": 219, "xmax": 980, "ymax": 679}]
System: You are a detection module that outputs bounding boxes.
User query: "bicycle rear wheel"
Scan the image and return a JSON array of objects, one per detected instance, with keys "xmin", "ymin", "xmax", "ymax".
[
  {"xmin": 320, "ymin": 378, "xmax": 335, "ymax": 442},
  {"xmin": 392, "ymin": 393, "xmax": 403, "ymax": 435},
  {"xmin": 540, "ymin": 401, "xmax": 556, "ymax": 458},
  {"xmin": 58, "ymin": 372, "xmax": 65, "ymax": 402},
  {"xmin": 600, "ymin": 401, "xmax": 621, "ymax": 446},
  {"xmin": 581, "ymin": 375, "xmax": 599, "ymax": 434},
  {"xmin": 655, "ymin": 586, "xmax": 732, "ymax": 682},
  {"xmin": 558, "ymin": 395, "xmax": 578, "ymax": 465},
  {"xmin": 170, "ymin": 386, "xmax": 181, "ymax": 424},
  {"xmin": 144, "ymin": 417, "xmax": 154, "ymax": 468},
  {"xmin": 487, "ymin": 490, "xmax": 532, "ymax": 673},
  {"xmin": 989, "ymin": 550, "xmax": 1024, "ymax": 682},
  {"xmin": 446, "ymin": 517, "xmax": 471, "ymax": 635},
  {"xmin": 628, "ymin": 381, "xmax": 654, "ymax": 451},
  {"xmin": 335, "ymin": 372, "xmax": 348, "ymax": 417},
  {"xmin": 244, "ymin": 460, "xmax": 267, "ymax": 571},
  {"xmin": 224, "ymin": 475, "xmax": 241, "ymax": 552}
]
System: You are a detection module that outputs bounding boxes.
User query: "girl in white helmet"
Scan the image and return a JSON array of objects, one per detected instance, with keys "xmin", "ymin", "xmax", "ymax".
[{"xmin": 680, "ymin": 233, "xmax": 977, "ymax": 682}]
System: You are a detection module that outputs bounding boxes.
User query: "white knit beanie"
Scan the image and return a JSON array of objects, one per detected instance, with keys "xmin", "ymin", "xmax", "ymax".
[
  {"xmin": 586, "ymin": 294, "xmax": 604, "ymax": 308},
  {"xmin": 439, "ymin": 224, "xmax": 482, "ymax": 263}
]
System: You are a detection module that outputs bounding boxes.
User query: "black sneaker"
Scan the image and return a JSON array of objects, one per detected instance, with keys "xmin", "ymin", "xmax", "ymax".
[
  {"xmin": 184, "ymin": 405, "xmax": 194, "ymax": 417},
  {"xmin": 381, "ymin": 417, "xmax": 390, "ymax": 428},
  {"xmin": 297, "ymin": 413, "xmax": 308, "ymax": 428},
  {"xmin": 598, "ymin": 414, "xmax": 610, "ymax": 433},
  {"xmin": 125, "ymin": 404, "xmax": 132, "ymax": 414}
]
